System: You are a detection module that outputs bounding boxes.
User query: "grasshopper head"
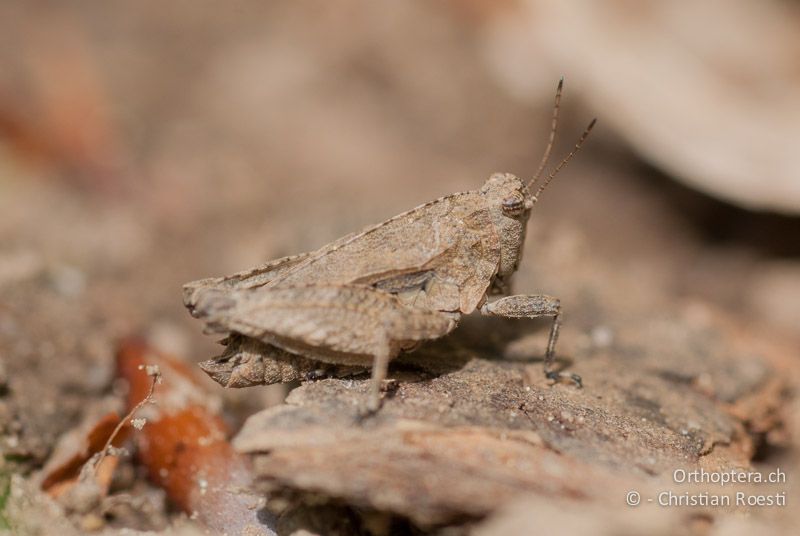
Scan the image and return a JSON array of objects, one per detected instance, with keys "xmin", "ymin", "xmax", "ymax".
[
  {"xmin": 481, "ymin": 172, "xmax": 534, "ymax": 220},
  {"xmin": 481, "ymin": 79, "xmax": 596, "ymax": 294},
  {"xmin": 481, "ymin": 173, "xmax": 533, "ymax": 291}
]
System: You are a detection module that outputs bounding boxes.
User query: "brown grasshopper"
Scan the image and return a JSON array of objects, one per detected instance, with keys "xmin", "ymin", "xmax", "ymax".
[{"xmin": 183, "ymin": 80, "xmax": 595, "ymax": 411}]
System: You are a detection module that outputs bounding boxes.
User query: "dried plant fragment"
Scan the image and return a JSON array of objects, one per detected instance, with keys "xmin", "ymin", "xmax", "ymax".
[
  {"xmin": 40, "ymin": 411, "xmax": 129, "ymax": 501},
  {"xmin": 116, "ymin": 338, "xmax": 276, "ymax": 536}
]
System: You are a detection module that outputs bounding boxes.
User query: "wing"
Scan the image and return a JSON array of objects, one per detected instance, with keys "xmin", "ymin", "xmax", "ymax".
[
  {"xmin": 266, "ymin": 191, "xmax": 500, "ymax": 313},
  {"xmin": 183, "ymin": 251, "xmax": 314, "ymax": 313}
]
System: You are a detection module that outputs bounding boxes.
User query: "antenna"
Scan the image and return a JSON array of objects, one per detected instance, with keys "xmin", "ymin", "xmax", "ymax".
[
  {"xmin": 531, "ymin": 118, "xmax": 597, "ymax": 203},
  {"xmin": 527, "ymin": 77, "xmax": 563, "ymax": 190}
]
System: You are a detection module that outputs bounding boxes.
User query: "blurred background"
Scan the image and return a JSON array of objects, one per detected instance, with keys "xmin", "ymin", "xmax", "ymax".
[{"xmin": 1, "ymin": 0, "xmax": 799, "ymax": 533}]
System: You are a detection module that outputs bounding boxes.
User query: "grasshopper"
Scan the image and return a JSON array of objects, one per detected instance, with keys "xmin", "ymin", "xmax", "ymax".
[{"xmin": 184, "ymin": 80, "xmax": 595, "ymax": 411}]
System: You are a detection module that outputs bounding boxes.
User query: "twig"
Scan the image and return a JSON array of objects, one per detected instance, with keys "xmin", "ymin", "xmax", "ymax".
[{"xmin": 94, "ymin": 365, "xmax": 160, "ymax": 470}]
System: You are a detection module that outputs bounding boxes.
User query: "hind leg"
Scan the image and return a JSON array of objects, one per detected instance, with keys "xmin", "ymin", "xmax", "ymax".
[
  {"xmin": 191, "ymin": 284, "xmax": 458, "ymax": 410},
  {"xmin": 365, "ymin": 338, "xmax": 392, "ymax": 412},
  {"xmin": 199, "ymin": 334, "xmax": 366, "ymax": 387}
]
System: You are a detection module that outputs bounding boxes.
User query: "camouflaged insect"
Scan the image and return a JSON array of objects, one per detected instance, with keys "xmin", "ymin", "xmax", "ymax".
[{"xmin": 183, "ymin": 80, "xmax": 595, "ymax": 411}]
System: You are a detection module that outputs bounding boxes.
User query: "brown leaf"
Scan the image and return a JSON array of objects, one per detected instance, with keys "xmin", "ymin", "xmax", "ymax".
[
  {"xmin": 116, "ymin": 338, "xmax": 276, "ymax": 535},
  {"xmin": 41, "ymin": 411, "xmax": 129, "ymax": 500}
]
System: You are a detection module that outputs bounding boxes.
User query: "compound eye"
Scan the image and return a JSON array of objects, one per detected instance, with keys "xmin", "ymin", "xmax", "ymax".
[{"xmin": 502, "ymin": 195, "xmax": 525, "ymax": 216}]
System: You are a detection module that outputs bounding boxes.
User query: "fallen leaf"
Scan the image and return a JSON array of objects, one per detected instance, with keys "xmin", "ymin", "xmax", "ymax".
[{"xmin": 116, "ymin": 338, "xmax": 276, "ymax": 535}]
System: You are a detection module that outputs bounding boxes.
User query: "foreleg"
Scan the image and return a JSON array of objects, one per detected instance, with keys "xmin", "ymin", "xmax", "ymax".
[{"xmin": 481, "ymin": 294, "xmax": 581, "ymax": 386}]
